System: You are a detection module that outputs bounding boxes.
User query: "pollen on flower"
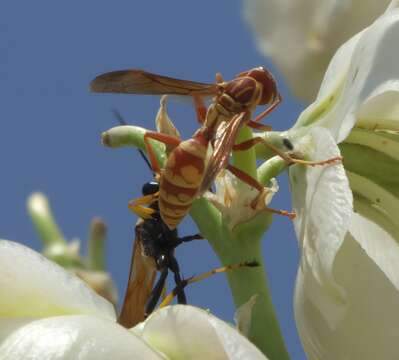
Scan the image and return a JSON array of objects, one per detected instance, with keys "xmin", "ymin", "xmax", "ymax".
[{"xmin": 204, "ymin": 170, "xmax": 279, "ymax": 229}]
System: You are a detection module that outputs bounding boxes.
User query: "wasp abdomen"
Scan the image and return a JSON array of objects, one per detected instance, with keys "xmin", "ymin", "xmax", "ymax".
[{"xmin": 159, "ymin": 136, "xmax": 208, "ymax": 229}]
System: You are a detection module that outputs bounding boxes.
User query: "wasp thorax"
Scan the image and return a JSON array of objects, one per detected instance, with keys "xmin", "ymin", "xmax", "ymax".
[
  {"xmin": 221, "ymin": 77, "xmax": 259, "ymax": 113},
  {"xmin": 244, "ymin": 67, "xmax": 278, "ymax": 105}
]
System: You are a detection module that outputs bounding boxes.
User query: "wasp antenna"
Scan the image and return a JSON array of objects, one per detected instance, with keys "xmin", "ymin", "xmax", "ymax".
[
  {"xmin": 138, "ymin": 149, "xmax": 156, "ymax": 177},
  {"xmin": 111, "ymin": 108, "xmax": 128, "ymax": 126}
]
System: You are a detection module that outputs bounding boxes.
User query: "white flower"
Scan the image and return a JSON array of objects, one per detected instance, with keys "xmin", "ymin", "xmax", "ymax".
[
  {"xmin": 287, "ymin": 2, "xmax": 399, "ymax": 359},
  {"xmin": 27, "ymin": 192, "xmax": 118, "ymax": 306},
  {"xmin": 244, "ymin": 0, "xmax": 391, "ymax": 101},
  {"xmin": 0, "ymin": 240, "xmax": 268, "ymax": 360},
  {"xmin": 205, "ymin": 170, "xmax": 279, "ymax": 230}
]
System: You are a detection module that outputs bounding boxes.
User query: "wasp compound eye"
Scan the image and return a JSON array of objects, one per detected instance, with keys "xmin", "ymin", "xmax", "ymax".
[{"xmin": 142, "ymin": 181, "xmax": 159, "ymax": 196}]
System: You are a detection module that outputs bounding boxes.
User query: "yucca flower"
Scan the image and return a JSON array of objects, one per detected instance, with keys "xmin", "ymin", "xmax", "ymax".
[{"xmin": 0, "ymin": 240, "xmax": 268, "ymax": 360}]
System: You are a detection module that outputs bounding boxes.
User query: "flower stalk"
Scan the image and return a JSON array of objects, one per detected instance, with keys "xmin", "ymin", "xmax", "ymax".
[
  {"xmin": 87, "ymin": 218, "xmax": 107, "ymax": 271},
  {"xmin": 27, "ymin": 192, "xmax": 66, "ymax": 248},
  {"xmin": 27, "ymin": 192, "xmax": 118, "ymax": 305}
]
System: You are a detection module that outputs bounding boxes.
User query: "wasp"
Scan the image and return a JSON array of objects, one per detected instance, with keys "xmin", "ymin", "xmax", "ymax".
[
  {"xmin": 92, "ymin": 68, "xmax": 341, "ymax": 229},
  {"xmin": 118, "ymin": 150, "xmax": 259, "ymax": 328},
  {"xmin": 118, "ymin": 149, "xmax": 202, "ymax": 328}
]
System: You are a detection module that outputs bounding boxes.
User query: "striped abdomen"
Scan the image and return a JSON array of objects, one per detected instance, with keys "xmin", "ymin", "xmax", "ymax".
[{"xmin": 159, "ymin": 132, "xmax": 208, "ymax": 229}]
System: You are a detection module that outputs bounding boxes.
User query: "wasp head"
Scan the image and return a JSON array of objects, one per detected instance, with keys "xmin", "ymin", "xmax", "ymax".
[
  {"xmin": 237, "ymin": 67, "xmax": 279, "ymax": 105},
  {"xmin": 142, "ymin": 181, "xmax": 159, "ymax": 196}
]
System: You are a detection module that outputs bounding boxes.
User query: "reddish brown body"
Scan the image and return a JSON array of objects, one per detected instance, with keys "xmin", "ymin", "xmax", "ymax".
[
  {"xmin": 158, "ymin": 129, "xmax": 210, "ymax": 229},
  {"xmin": 91, "ymin": 67, "xmax": 281, "ymax": 229},
  {"xmin": 154, "ymin": 69, "xmax": 279, "ymax": 229}
]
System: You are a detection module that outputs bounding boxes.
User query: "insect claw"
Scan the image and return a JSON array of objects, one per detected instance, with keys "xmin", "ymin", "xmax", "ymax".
[{"xmin": 266, "ymin": 207, "xmax": 296, "ymax": 220}]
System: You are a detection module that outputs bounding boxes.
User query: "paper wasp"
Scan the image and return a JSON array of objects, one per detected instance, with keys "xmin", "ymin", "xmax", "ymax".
[{"xmin": 92, "ymin": 68, "xmax": 341, "ymax": 229}]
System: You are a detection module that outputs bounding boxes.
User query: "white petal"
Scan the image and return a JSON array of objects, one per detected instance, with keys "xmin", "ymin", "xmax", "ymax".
[
  {"xmin": 0, "ymin": 315, "xmax": 164, "ymax": 360},
  {"xmin": 205, "ymin": 170, "xmax": 278, "ymax": 230},
  {"xmin": 155, "ymin": 95, "xmax": 181, "ymax": 140},
  {"xmin": 135, "ymin": 305, "xmax": 267, "ymax": 360},
  {"xmin": 289, "ymin": 127, "xmax": 352, "ymax": 326},
  {"xmin": 295, "ymin": 213, "xmax": 399, "ymax": 360},
  {"xmin": 0, "ymin": 240, "xmax": 115, "ymax": 319},
  {"xmin": 348, "ymin": 212, "xmax": 399, "ymax": 295},
  {"xmin": 234, "ymin": 294, "xmax": 258, "ymax": 337},
  {"xmin": 244, "ymin": 0, "xmax": 390, "ymax": 101},
  {"xmin": 295, "ymin": 3, "xmax": 399, "ymax": 141}
]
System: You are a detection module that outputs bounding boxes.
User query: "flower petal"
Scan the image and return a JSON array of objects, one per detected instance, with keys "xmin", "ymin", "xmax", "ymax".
[
  {"xmin": 244, "ymin": 0, "xmax": 390, "ymax": 101},
  {"xmin": 295, "ymin": 213, "xmax": 399, "ymax": 360},
  {"xmin": 289, "ymin": 127, "xmax": 352, "ymax": 325},
  {"xmin": 341, "ymin": 138, "xmax": 399, "ymax": 240},
  {"xmin": 134, "ymin": 305, "xmax": 267, "ymax": 360},
  {"xmin": 234, "ymin": 294, "xmax": 258, "ymax": 337},
  {"xmin": 0, "ymin": 315, "xmax": 164, "ymax": 360},
  {"xmin": 0, "ymin": 240, "xmax": 115, "ymax": 319},
  {"xmin": 295, "ymin": 2, "xmax": 399, "ymax": 141},
  {"xmin": 205, "ymin": 170, "xmax": 278, "ymax": 230}
]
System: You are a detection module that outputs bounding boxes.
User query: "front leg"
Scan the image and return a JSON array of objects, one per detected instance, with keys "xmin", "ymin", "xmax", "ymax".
[
  {"xmin": 252, "ymin": 94, "xmax": 282, "ymax": 123},
  {"xmin": 233, "ymin": 137, "xmax": 342, "ymax": 166},
  {"xmin": 226, "ymin": 164, "xmax": 295, "ymax": 219},
  {"xmin": 128, "ymin": 192, "xmax": 159, "ymax": 219}
]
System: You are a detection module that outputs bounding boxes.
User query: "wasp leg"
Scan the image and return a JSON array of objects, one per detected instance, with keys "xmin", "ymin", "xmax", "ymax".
[
  {"xmin": 193, "ymin": 95, "xmax": 207, "ymax": 124},
  {"xmin": 233, "ymin": 137, "xmax": 342, "ymax": 166},
  {"xmin": 247, "ymin": 120, "xmax": 272, "ymax": 131},
  {"xmin": 170, "ymin": 233, "xmax": 203, "ymax": 248},
  {"xmin": 128, "ymin": 192, "xmax": 159, "ymax": 219},
  {"xmin": 143, "ymin": 131, "xmax": 182, "ymax": 174},
  {"xmin": 215, "ymin": 72, "xmax": 224, "ymax": 84},
  {"xmin": 180, "ymin": 234, "xmax": 203, "ymax": 242},
  {"xmin": 252, "ymin": 93, "xmax": 282, "ymax": 123},
  {"xmin": 145, "ymin": 267, "xmax": 169, "ymax": 318},
  {"xmin": 159, "ymin": 261, "xmax": 260, "ymax": 308},
  {"xmin": 168, "ymin": 254, "xmax": 187, "ymax": 304},
  {"xmin": 226, "ymin": 164, "xmax": 295, "ymax": 219}
]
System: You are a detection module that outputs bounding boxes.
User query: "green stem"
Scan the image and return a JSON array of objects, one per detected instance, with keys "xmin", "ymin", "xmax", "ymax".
[
  {"xmin": 233, "ymin": 126, "xmax": 257, "ymax": 178},
  {"xmin": 87, "ymin": 218, "xmax": 107, "ymax": 270},
  {"xmin": 102, "ymin": 125, "xmax": 166, "ymax": 167},
  {"xmin": 27, "ymin": 192, "xmax": 66, "ymax": 248},
  {"xmin": 258, "ymin": 156, "xmax": 289, "ymax": 185},
  {"xmin": 190, "ymin": 131, "xmax": 290, "ymax": 359},
  {"xmin": 190, "ymin": 209, "xmax": 289, "ymax": 359}
]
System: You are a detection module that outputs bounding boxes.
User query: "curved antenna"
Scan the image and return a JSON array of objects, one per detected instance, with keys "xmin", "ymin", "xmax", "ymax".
[
  {"xmin": 138, "ymin": 149, "xmax": 155, "ymax": 177},
  {"xmin": 111, "ymin": 108, "xmax": 128, "ymax": 126}
]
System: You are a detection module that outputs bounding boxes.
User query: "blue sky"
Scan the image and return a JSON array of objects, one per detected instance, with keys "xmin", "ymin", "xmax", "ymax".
[{"xmin": 0, "ymin": 1, "xmax": 307, "ymax": 358}]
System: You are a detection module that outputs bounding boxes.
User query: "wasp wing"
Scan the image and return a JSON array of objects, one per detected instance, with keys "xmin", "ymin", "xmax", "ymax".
[
  {"xmin": 198, "ymin": 113, "xmax": 247, "ymax": 195},
  {"xmin": 118, "ymin": 219, "xmax": 157, "ymax": 328},
  {"xmin": 90, "ymin": 69, "xmax": 218, "ymax": 96}
]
